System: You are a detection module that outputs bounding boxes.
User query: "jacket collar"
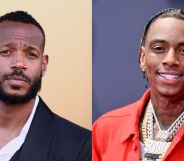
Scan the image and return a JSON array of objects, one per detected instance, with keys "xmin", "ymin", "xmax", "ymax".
[
  {"xmin": 120, "ymin": 89, "xmax": 150, "ymax": 144},
  {"xmin": 15, "ymin": 97, "xmax": 54, "ymax": 161}
]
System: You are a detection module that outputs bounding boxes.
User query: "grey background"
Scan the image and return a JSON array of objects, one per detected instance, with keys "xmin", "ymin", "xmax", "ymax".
[{"xmin": 92, "ymin": 0, "xmax": 184, "ymax": 122}]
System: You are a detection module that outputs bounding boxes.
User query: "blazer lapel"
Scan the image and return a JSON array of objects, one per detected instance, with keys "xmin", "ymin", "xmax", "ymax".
[{"xmin": 16, "ymin": 97, "xmax": 54, "ymax": 161}]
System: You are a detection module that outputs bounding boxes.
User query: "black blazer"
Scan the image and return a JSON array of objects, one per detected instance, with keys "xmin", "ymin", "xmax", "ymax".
[{"xmin": 10, "ymin": 97, "xmax": 91, "ymax": 161}]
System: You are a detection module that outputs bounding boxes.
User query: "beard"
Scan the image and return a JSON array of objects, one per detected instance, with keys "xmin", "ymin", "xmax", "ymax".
[{"xmin": 0, "ymin": 71, "xmax": 42, "ymax": 104}]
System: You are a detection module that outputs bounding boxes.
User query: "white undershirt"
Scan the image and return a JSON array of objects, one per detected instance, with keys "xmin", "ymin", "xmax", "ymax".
[{"xmin": 0, "ymin": 96, "xmax": 39, "ymax": 161}]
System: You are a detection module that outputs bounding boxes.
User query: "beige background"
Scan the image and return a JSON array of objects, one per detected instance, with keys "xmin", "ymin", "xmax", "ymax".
[{"xmin": 0, "ymin": 0, "xmax": 92, "ymax": 129}]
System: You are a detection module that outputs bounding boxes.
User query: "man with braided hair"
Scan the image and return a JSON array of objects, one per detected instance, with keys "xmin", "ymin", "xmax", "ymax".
[
  {"xmin": 0, "ymin": 11, "xmax": 91, "ymax": 161},
  {"xmin": 93, "ymin": 8, "xmax": 184, "ymax": 161}
]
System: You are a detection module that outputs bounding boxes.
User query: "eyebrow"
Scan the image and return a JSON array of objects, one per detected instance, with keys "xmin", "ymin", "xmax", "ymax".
[
  {"xmin": 0, "ymin": 43, "xmax": 14, "ymax": 47},
  {"xmin": 0, "ymin": 42, "xmax": 40, "ymax": 52},
  {"xmin": 149, "ymin": 39, "xmax": 184, "ymax": 46},
  {"xmin": 178, "ymin": 42, "xmax": 184, "ymax": 46},
  {"xmin": 24, "ymin": 45, "xmax": 40, "ymax": 52},
  {"xmin": 149, "ymin": 39, "xmax": 166, "ymax": 45}
]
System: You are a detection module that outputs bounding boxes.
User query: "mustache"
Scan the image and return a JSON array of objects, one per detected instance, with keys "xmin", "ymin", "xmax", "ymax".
[{"xmin": 3, "ymin": 71, "xmax": 31, "ymax": 83}]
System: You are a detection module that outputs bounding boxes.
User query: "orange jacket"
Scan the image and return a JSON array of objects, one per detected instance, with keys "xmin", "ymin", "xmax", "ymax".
[{"xmin": 92, "ymin": 89, "xmax": 184, "ymax": 161}]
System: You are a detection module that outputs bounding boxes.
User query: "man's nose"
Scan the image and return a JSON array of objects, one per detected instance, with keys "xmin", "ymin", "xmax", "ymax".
[
  {"xmin": 11, "ymin": 52, "xmax": 27, "ymax": 71},
  {"xmin": 162, "ymin": 49, "xmax": 179, "ymax": 67}
]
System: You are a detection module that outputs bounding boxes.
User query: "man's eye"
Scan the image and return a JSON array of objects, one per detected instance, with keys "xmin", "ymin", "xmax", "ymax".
[
  {"xmin": 179, "ymin": 48, "xmax": 184, "ymax": 54},
  {"xmin": 27, "ymin": 52, "xmax": 38, "ymax": 59},
  {"xmin": 0, "ymin": 50, "xmax": 12, "ymax": 56},
  {"xmin": 152, "ymin": 46, "xmax": 165, "ymax": 53}
]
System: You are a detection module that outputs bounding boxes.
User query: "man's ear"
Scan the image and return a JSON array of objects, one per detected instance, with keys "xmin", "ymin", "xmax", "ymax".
[
  {"xmin": 139, "ymin": 47, "xmax": 146, "ymax": 72},
  {"xmin": 41, "ymin": 55, "xmax": 49, "ymax": 77}
]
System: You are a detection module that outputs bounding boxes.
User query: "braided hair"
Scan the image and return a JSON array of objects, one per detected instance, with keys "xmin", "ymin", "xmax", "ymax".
[{"xmin": 141, "ymin": 8, "xmax": 184, "ymax": 47}]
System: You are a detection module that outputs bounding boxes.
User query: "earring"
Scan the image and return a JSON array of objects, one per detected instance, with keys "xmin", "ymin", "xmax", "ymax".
[
  {"xmin": 143, "ymin": 71, "xmax": 146, "ymax": 79},
  {"xmin": 142, "ymin": 71, "xmax": 148, "ymax": 88}
]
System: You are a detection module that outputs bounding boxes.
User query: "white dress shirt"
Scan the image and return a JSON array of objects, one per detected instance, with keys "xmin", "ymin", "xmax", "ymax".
[{"xmin": 0, "ymin": 96, "xmax": 39, "ymax": 161}]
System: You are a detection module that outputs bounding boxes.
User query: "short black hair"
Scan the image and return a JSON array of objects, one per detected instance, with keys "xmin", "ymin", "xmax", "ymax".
[
  {"xmin": 141, "ymin": 8, "xmax": 184, "ymax": 47},
  {"xmin": 0, "ymin": 10, "xmax": 45, "ymax": 51}
]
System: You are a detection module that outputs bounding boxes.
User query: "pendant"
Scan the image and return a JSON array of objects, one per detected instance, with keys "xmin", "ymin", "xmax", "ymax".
[
  {"xmin": 156, "ymin": 130, "xmax": 171, "ymax": 141},
  {"xmin": 145, "ymin": 139, "xmax": 171, "ymax": 154},
  {"xmin": 144, "ymin": 153, "xmax": 161, "ymax": 161}
]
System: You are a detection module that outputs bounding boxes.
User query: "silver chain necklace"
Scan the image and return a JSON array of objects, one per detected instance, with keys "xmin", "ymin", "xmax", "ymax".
[
  {"xmin": 143, "ymin": 100, "xmax": 184, "ymax": 160},
  {"xmin": 149, "ymin": 100, "xmax": 184, "ymax": 142}
]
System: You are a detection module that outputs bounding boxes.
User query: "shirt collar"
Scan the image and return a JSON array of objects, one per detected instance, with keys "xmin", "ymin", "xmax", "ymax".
[
  {"xmin": 120, "ymin": 89, "xmax": 150, "ymax": 144},
  {"xmin": 21, "ymin": 95, "xmax": 39, "ymax": 134},
  {"xmin": 0, "ymin": 96, "xmax": 39, "ymax": 157}
]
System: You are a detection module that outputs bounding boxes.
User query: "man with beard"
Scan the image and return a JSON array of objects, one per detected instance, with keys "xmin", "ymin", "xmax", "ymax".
[
  {"xmin": 0, "ymin": 11, "xmax": 91, "ymax": 161},
  {"xmin": 93, "ymin": 8, "xmax": 184, "ymax": 161}
]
